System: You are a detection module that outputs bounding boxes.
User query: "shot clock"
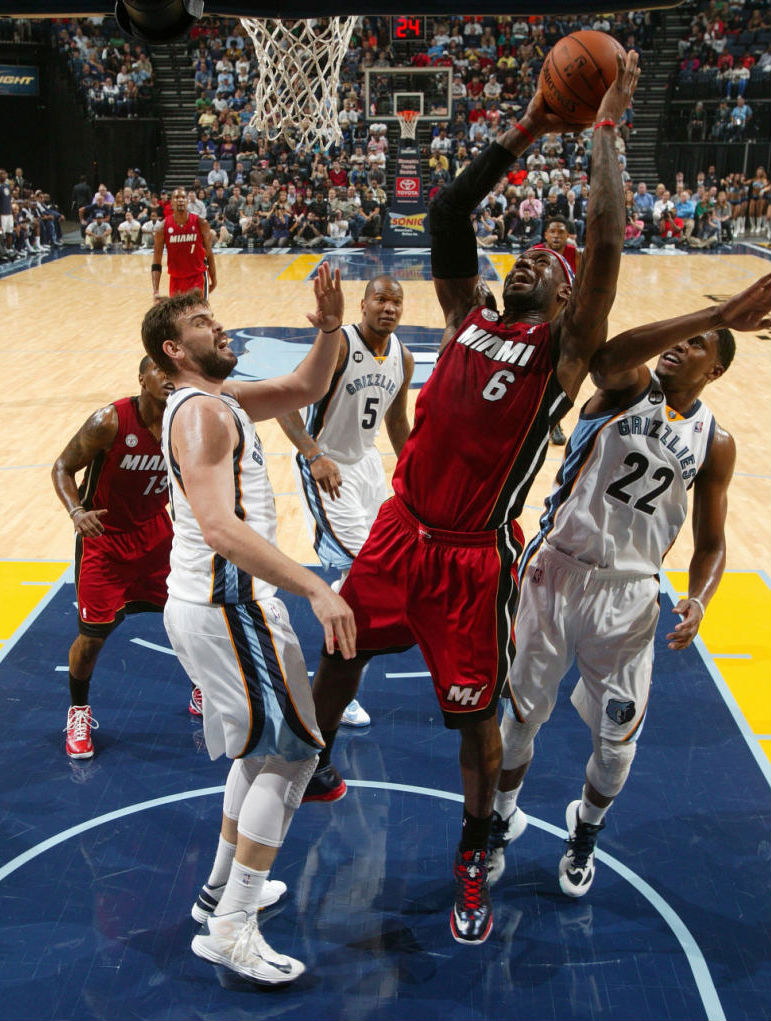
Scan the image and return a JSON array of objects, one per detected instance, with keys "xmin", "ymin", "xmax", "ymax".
[{"xmin": 390, "ymin": 16, "xmax": 427, "ymax": 41}]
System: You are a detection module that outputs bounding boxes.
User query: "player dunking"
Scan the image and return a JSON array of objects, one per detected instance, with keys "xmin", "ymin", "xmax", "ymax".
[
  {"xmin": 488, "ymin": 273, "xmax": 771, "ymax": 896},
  {"xmin": 278, "ymin": 274, "xmax": 414, "ymax": 732},
  {"xmin": 305, "ymin": 53, "xmax": 640, "ymax": 945},
  {"xmin": 152, "ymin": 187, "xmax": 217, "ymax": 301},
  {"xmin": 52, "ymin": 357, "xmax": 175, "ymax": 759}
]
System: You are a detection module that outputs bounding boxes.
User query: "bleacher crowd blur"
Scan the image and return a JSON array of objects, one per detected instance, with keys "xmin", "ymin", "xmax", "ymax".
[{"xmin": 6, "ymin": 3, "xmax": 770, "ymax": 254}]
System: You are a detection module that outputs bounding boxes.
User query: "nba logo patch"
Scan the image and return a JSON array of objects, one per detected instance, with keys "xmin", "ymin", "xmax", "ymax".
[
  {"xmin": 694, "ymin": 421, "xmax": 703, "ymax": 433},
  {"xmin": 269, "ymin": 600, "xmax": 281, "ymax": 624},
  {"xmin": 531, "ymin": 566, "xmax": 543, "ymax": 584}
]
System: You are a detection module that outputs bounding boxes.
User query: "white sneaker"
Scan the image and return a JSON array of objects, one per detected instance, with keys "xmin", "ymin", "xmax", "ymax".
[
  {"xmin": 192, "ymin": 911, "xmax": 305, "ymax": 984},
  {"xmin": 487, "ymin": 808, "xmax": 528, "ymax": 885},
  {"xmin": 191, "ymin": 878, "xmax": 287, "ymax": 924},
  {"xmin": 558, "ymin": 800, "xmax": 605, "ymax": 898},
  {"xmin": 340, "ymin": 698, "xmax": 370, "ymax": 727}
]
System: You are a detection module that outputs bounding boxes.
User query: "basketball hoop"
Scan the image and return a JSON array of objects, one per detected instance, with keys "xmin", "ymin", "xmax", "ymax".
[
  {"xmin": 396, "ymin": 109, "xmax": 419, "ymax": 140},
  {"xmin": 240, "ymin": 16, "xmax": 357, "ymax": 152}
]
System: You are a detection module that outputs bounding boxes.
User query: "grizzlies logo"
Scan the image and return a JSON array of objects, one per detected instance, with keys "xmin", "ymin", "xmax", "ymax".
[{"xmin": 606, "ymin": 699, "xmax": 636, "ymax": 726}]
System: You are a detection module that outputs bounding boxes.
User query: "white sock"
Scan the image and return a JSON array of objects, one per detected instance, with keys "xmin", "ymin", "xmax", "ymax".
[
  {"xmin": 493, "ymin": 786, "xmax": 522, "ymax": 819},
  {"xmin": 579, "ymin": 785, "xmax": 610, "ymax": 826},
  {"xmin": 215, "ymin": 861, "xmax": 267, "ymax": 917},
  {"xmin": 207, "ymin": 834, "xmax": 236, "ymax": 888}
]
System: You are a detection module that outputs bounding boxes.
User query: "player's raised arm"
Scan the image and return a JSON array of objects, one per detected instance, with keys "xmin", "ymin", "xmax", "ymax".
[
  {"xmin": 553, "ymin": 50, "xmax": 640, "ymax": 400},
  {"xmin": 52, "ymin": 406, "xmax": 118, "ymax": 537},
  {"xmin": 589, "ymin": 272, "xmax": 771, "ymax": 392},
  {"xmin": 228, "ymin": 263, "xmax": 344, "ymax": 422}
]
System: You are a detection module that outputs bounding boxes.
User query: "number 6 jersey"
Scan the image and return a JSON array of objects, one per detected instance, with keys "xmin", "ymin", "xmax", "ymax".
[
  {"xmin": 528, "ymin": 371, "xmax": 716, "ymax": 575},
  {"xmin": 304, "ymin": 324, "xmax": 406, "ymax": 465}
]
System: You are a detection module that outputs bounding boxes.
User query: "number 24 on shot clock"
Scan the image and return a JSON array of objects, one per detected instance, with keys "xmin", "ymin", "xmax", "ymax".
[{"xmin": 390, "ymin": 16, "xmax": 426, "ymax": 41}]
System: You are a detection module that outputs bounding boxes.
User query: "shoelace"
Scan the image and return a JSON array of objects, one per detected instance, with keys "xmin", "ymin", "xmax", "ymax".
[
  {"xmin": 567, "ymin": 820, "xmax": 603, "ymax": 869},
  {"xmin": 457, "ymin": 854, "xmax": 486, "ymax": 911},
  {"xmin": 488, "ymin": 811, "xmax": 508, "ymax": 850},
  {"xmin": 65, "ymin": 708, "xmax": 99, "ymax": 741},
  {"xmin": 225, "ymin": 917, "xmax": 289, "ymax": 971}
]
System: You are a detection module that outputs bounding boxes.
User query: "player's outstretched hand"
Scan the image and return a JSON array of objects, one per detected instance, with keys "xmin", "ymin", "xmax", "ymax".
[
  {"xmin": 667, "ymin": 598, "xmax": 703, "ymax": 650},
  {"xmin": 717, "ymin": 273, "xmax": 771, "ymax": 333},
  {"xmin": 595, "ymin": 49, "xmax": 641, "ymax": 127},
  {"xmin": 72, "ymin": 507, "xmax": 108, "ymax": 538},
  {"xmin": 310, "ymin": 585, "xmax": 357, "ymax": 659},
  {"xmin": 307, "ymin": 261, "xmax": 344, "ymax": 334},
  {"xmin": 312, "ymin": 454, "xmax": 343, "ymax": 500}
]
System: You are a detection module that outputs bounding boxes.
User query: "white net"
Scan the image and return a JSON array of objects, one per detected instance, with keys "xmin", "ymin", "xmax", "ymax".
[
  {"xmin": 240, "ymin": 16, "xmax": 358, "ymax": 152},
  {"xmin": 396, "ymin": 110, "xmax": 419, "ymax": 140}
]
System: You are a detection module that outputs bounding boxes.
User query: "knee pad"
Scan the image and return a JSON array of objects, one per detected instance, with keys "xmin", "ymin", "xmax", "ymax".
[
  {"xmin": 236, "ymin": 754, "xmax": 319, "ymax": 848},
  {"xmin": 223, "ymin": 756, "xmax": 264, "ymax": 821},
  {"xmin": 501, "ymin": 710, "xmax": 541, "ymax": 771},
  {"xmin": 586, "ymin": 737, "xmax": 636, "ymax": 799}
]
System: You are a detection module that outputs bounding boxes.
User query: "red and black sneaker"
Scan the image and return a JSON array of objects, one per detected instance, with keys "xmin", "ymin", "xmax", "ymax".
[
  {"xmin": 189, "ymin": 686, "xmax": 203, "ymax": 716},
  {"xmin": 301, "ymin": 763, "xmax": 347, "ymax": 803},
  {"xmin": 451, "ymin": 847, "xmax": 493, "ymax": 945}
]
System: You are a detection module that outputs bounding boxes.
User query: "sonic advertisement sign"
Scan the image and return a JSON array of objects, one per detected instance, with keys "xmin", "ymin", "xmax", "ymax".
[{"xmin": 382, "ymin": 139, "xmax": 430, "ymax": 248}]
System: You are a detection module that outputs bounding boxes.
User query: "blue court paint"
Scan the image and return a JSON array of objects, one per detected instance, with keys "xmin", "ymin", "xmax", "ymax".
[{"xmin": 0, "ymin": 778, "xmax": 726, "ymax": 1021}]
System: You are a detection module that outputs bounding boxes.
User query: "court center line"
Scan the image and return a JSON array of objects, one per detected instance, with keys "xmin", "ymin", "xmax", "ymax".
[
  {"xmin": 661, "ymin": 574, "xmax": 771, "ymax": 788},
  {"xmin": 0, "ymin": 780, "xmax": 725, "ymax": 1021}
]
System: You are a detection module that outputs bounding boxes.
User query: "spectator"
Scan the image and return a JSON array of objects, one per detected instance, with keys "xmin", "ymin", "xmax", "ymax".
[
  {"xmin": 117, "ymin": 209, "xmax": 140, "ymax": 249},
  {"xmin": 687, "ymin": 101, "xmax": 707, "ymax": 141},
  {"xmin": 85, "ymin": 210, "xmax": 112, "ymax": 250},
  {"xmin": 508, "ymin": 206, "xmax": 542, "ymax": 249},
  {"xmin": 207, "ymin": 159, "xmax": 229, "ymax": 188},
  {"xmin": 729, "ymin": 96, "xmax": 752, "ymax": 140}
]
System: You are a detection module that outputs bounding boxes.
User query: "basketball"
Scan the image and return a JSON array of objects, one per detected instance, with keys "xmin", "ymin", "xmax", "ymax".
[{"xmin": 538, "ymin": 31, "xmax": 626, "ymax": 126}]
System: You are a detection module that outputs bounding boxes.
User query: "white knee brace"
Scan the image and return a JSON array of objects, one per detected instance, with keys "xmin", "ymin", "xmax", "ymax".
[
  {"xmin": 223, "ymin": 756, "xmax": 264, "ymax": 822},
  {"xmin": 500, "ymin": 711, "xmax": 541, "ymax": 771},
  {"xmin": 586, "ymin": 736, "xmax": 636, "ymax": 799},
  {"xmin": 237, "ymin": 754, "xmax": 319, "ymax": 848}
]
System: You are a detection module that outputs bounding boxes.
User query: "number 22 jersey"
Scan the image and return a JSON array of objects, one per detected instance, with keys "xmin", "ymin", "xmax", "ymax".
[{"xmin": 528, "ymin": 371, "xmax": 716, "ymax": 575}]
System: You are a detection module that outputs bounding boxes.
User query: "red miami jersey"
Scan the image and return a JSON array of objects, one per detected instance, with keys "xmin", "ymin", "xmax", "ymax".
[
  {"xmin": 78, "ymin": 397, "xmax": 172, "ymax": 534},
  {"xmin": 392, "ymin": 307, "xmax": 572, "ymax": 532},
  {"xmin": 163, "ymin": 212, "xmax": 206, "ymax": 279}
]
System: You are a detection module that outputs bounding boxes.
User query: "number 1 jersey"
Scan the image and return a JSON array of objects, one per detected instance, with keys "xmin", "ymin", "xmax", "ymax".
[
  {"xmin": 528, "ymin": 371, "xmax": 716, "ymax": 574},
  {"xmin": 392, "ymin": 306, "xmax": 570, "ymax": 532}
]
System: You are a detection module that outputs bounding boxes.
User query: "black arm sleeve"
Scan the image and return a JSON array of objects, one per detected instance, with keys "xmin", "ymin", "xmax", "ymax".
[{"xmin": 429, "ymin": 141, "xmax": 517, "ymax": 280}]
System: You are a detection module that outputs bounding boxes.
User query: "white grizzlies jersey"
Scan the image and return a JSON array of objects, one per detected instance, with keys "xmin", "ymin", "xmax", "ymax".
[
  {"xmin": 526, "ymin": 372, "xmax": 716, "ymax": 575},
  {"xmin": 162, "ymin": 387, "xmax": 278, "ymax": 605},
  {"xmin": 304, "ymin": 324, "xmax": 405, "ymax": 465}
]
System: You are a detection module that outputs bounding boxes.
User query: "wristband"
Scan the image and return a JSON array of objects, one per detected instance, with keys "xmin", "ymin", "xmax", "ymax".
[
  {"xmin": 687, "ymin": 597, "xmax": 706, "ymax": 618},
  {"xmin": 151, "ymin": 263, "xmax": 162, "ymax": 272},
  {"xmin": 307, "ymin": 451, "xmax": 326, "ymax": 465},
  {"xmin": 69, "ymin": 505, "xmax": 86, "ymax": 518},
  {"xmin": 593, "ymin": 119, "xmax": 616, "ymax": 130},
  {"xmin": 321, "ymin": 322, "xmax": 342, "ymax": 334},
  {"xmin": 514, "ymin": 122, "xmax": 535, "ymax": 145}
]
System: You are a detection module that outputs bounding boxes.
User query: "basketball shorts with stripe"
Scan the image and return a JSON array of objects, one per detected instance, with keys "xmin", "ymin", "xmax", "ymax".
[
  {"xmin": 339, "ymin": 495, "xmax": 522, "ymax": 728},
  {"xmin": 164, "ymin": 594, "xmax": 324, "ymax": 761},
  {"xmin": 293, "ymin": 447, "xmax": 387, "ymax": 572},
  {"xmin": 505, "ymin": 543, "xmax": 660, "ymax": 744},
  {"xmin": 169, "ymin": 272, "xmax": 207, "ymax": 298}
]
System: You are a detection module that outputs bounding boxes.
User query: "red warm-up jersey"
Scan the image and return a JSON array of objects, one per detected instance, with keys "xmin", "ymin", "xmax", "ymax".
[
  {"xmin": 392, "ymin": 307, "xmax": 571, "ymax": 532},
  {"xmin": 163, "ymin": 212, "xmax": 206, "ymax": 278},
  {"xmin": 78, "ymin": 397, "xmax": 171, "ymax": 534}
]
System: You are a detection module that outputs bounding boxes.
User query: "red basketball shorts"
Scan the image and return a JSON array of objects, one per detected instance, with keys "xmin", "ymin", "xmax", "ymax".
[
  {"xmin": 169, "ymin": 272, "xmax": 207, "ymax": 298},
  {"xmin": 75, "ymin": 515, "xmax": 172, "ymax": 638},
  {"xmin": 340, "ymin": 495, "xmax": 523, "ymax": 728}
]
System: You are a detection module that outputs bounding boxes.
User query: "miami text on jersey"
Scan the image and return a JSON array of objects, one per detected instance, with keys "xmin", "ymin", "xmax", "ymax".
[
  {"xmin": 456, "ymin": 323, "xmax": 536, "ymax": 367},
  {"xmin": 119, "ymin": 453, "xmax": 167, "ymax": 471}
]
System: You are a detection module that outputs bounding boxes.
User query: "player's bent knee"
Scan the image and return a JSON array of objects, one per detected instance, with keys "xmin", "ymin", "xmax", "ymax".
[
  {"xmin": 236, "ymin": 755, "xmax": 319, "ymax": 848},
  {"xmin": 586, "ymin": 738, "xmax": 636, "ymax": 799},
  {"xmin": 501, "ymin": 711, "xmax": 540, "ymax": 770}
]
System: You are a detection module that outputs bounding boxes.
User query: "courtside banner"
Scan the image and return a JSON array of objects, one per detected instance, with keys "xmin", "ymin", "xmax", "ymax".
[
  {"xmin": 382, "ymin": 139, "xmax": 431, "ymax": 248},
  {"xmin": 0, "ymin": 66, "xmax": 39, "ymax": 95}
]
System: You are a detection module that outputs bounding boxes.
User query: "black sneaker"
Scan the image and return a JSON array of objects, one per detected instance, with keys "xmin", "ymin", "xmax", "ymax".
[
  {"xmin": 487, "ymin": 807, "xmax": 528, "ymax": 886},
  {"xmin": 558, "ymin": 800, "xmax": 605, "ymax": 897},
  {"xmin": 301, "ymin": 762, "xmax": 346, "ymax": 803},
  {"xmin": 450, "ymin": 847, "xmax": 493, "ymax": 945},
  {"xmin": 550, "ymin": 424, "xmax": 567, "ymax": 445}
]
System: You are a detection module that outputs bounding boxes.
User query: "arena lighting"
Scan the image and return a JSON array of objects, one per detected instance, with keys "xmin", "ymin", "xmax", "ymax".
[{"xmin": 114, "ymin": 0, "xmax": 204, "ymax": 41}]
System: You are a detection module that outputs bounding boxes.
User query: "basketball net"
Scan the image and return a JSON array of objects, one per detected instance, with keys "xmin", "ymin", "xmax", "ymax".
[
  {"xmin": 396, "ymin": 109, "xmax": 419, "ymax": 140},
  {"xmin": 240, "ymin": 16, "xmax": 357, "ymax": 151}
]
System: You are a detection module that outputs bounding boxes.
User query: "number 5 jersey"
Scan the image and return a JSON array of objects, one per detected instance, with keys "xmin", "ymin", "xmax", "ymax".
[{"xmin": 527, "ymin": 371, "xmax": 716, "ymax": 575}]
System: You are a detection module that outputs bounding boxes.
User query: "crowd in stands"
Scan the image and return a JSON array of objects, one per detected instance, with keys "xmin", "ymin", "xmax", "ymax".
[
  {"xmin": 677, "ymin": 0, "xmax": 771, "ymax": 140},
  {"xmin": 54, "ymin": 20, "xmax": 154, "ymax": 118},
  {"xmin": 0, "ymin": 165, "xmax": 64, "ymax": 263}
]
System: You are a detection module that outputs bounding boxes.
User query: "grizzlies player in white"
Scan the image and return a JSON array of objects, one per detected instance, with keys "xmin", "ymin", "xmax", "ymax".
[
  {"xmin": 487, "ymin": 273, "xmax": 771, "ymax": 896},
  {"xmin": 140, "ymin": 264, "xmax": 356, "ymax": 985},
  {"xmin": 278, "ymin": 274, "xmax": 414, "ymax": 732}
]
